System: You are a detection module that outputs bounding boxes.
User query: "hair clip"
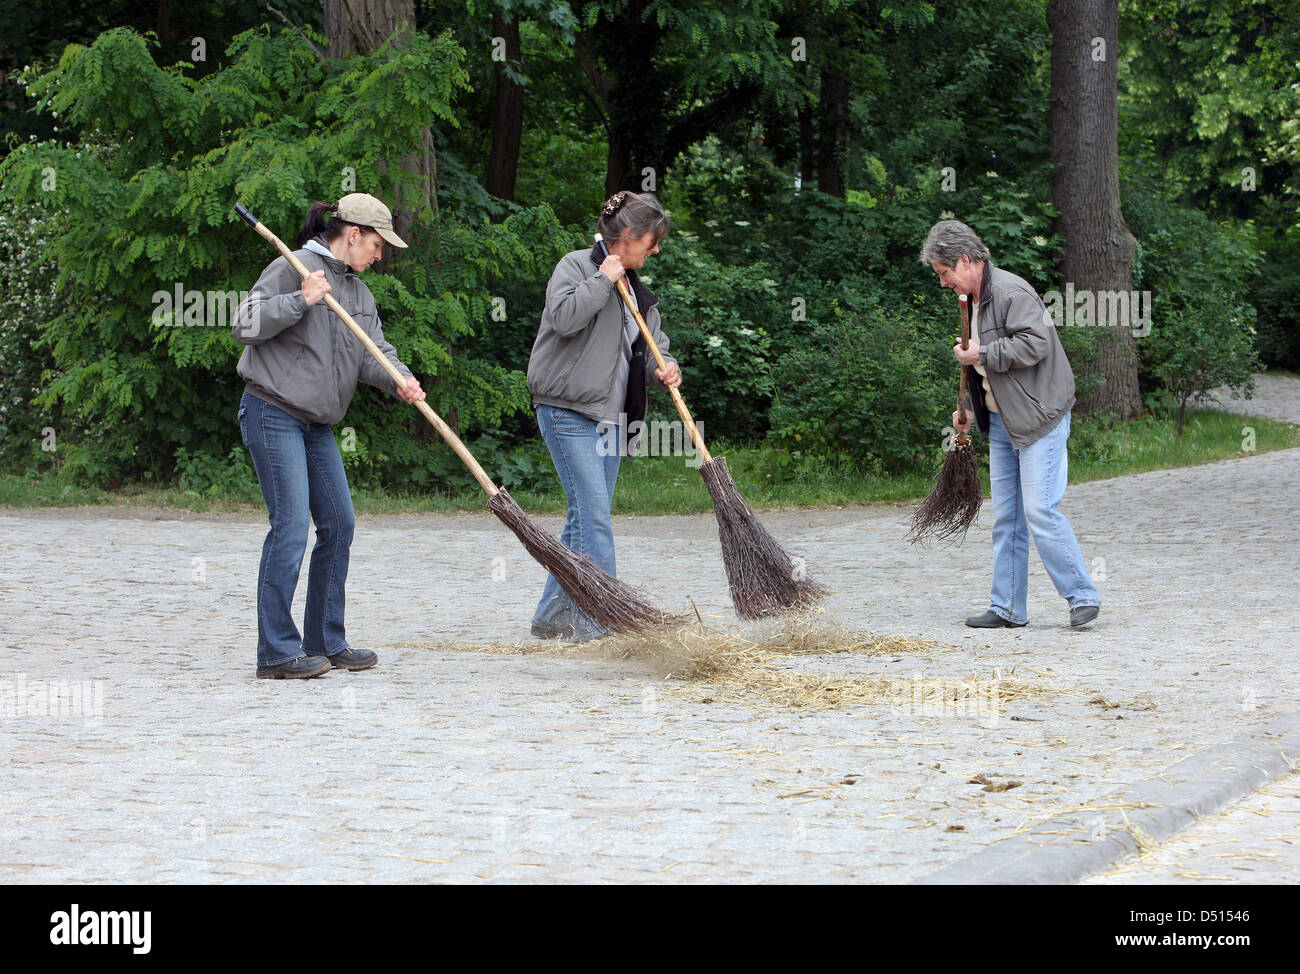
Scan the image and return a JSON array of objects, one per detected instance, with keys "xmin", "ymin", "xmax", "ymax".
[{"xmin": 602, "ymin": 191, "xmax": 628, "ymax": 218}]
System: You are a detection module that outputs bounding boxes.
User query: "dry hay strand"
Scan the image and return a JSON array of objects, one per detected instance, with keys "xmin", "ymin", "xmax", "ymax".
[
  {"xmin": 414, "ymin": 620, "xmax": 1050, "ymax": 713},
  {"xmin": 745, "ymin": 612, "xmax": 944, "ymax": 657},
  {"xmin": 488, "ymin": 488, "xmax": 687, "ymax": 633},
  {"xmin": 1120, "ymin": 809, "xmax": 1160, "ymax": 856},
  {"xmin": 907, "ymin": 435, "xmax": 983, "ymax": 545},
  {"xmin": 585, "ymin": 623, "xmax": 1042, "ymax": 712},
  {"xmin": 698, "ymin": 456, "xmax": 830, "ymax": 619}
]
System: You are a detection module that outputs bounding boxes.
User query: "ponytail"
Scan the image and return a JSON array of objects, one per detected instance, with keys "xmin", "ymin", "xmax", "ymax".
[
  {"xmin": 297, "ymin": 200, "xmax": 377, "ymax": 248},
  {"xmin": 298, "ymin": 201, "xmax": 337, "ymax": 247}
]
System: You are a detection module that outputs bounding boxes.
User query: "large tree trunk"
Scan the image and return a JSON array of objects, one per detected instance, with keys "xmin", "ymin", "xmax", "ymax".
[
  {"xmin": 575, "ymin": 1, "xmax": 764, "ymax": 198},
  {"xmin": 596, "ymin": 2, "xmax": 663, "ymax": 196},
  {"xmin": 1049, "ymin": 0, "xmax": 1140, "ymax": 417},
  {"xmin": 815, "ymin": 68, "xmax": 850, "ymax": 198},
  {"xmin": 485, "ymin": 11, "xmax": 523, "ymax": 207},
  {"xmin": 323, "ymin": 0, "xmax": 406, "ymax": 56},
  {"xmin": 322, "ymin": 0, "xmax": 437, "ymax": 237}
]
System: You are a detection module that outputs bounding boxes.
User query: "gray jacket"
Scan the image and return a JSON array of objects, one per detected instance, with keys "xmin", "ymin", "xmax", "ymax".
[
  {"xmin": 232, "ymin": 238, "xmax": 411, "ymax": 426},
  {"xmin": 966, "ymin": 263, "xmax": 1075, "ymax": 448},
  {"xmin": 527, "ymin": 247, "xmax": 676, "ymax": 421}
]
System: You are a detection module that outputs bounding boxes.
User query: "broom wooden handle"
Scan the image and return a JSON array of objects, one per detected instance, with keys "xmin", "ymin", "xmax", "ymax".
[
  {"xmin": 957, "ymin": 294, "xmax": 970, "ymax": 426},
  {"xmin": 596, "ymin": 235, "xmax": 712, "ymax": 464},
  {"xmin": 234, "ymin": 203, "xmax": 500, "ymax": 497}
]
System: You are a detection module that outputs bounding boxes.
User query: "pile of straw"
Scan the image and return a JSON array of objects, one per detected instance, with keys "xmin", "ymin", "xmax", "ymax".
[{"xmin": 416, "ymin": 614, "xmax": 1047, "ymax": 713}]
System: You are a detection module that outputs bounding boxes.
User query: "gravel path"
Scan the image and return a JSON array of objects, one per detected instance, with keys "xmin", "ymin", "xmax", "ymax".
[{"xmin": 2, "ymin": 379, "xmax": 1297, "ymax": 883}]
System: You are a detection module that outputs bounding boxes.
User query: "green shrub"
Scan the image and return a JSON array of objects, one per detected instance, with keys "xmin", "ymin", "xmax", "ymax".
[
  {"xmin": 0, "ymin": 26, "xmax": 573, "ymax": 491},
  {"xmin": 769, "ymin": 308, "xmax": 951, "ymax": 472}
]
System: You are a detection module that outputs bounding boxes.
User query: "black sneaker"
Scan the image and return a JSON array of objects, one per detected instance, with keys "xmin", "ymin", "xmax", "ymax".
[
  {"xmin": 325, "ymin": 648, "xmax": 378, "ymax": 671},
  {"xmin": 1069, "ymin": 605, "xmax": 1100, "ymax": 628},
  {"xmin": 964, "ymin": 610, "xmax": 1026, "ymax": 629},
  {"xmin": 257, "ymin": 656, "xmax": 331, "ymax": 680},
  {"xmin": 530, "ymin": 622, "xmax": 570, "ymax": 640}
]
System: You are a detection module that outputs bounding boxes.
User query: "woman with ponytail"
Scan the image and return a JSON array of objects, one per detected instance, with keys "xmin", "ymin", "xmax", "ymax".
[
  {"xmin": 525, "ymin": 191, "xmax": 682, "ymax": 641},
  {"xmin": 231, "ymin": 193, "xmax": 426, "ymax": 679}
]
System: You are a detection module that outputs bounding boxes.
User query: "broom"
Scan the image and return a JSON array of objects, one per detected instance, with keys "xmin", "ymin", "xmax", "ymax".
[
  {"xmin": 235, "ymin": 203, "xmax": 683, "ymax": 633},
  {"xmin": 596, "ymin": 234, "xmax": 828, "ymax": 619},
  {"xmin": 908, "ymin": 293, "xmax": 983, "ymax": 544}
]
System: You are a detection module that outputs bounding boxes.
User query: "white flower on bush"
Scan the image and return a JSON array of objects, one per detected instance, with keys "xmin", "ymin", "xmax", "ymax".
[{"xmin": 706, "ymin": 335, "xmax": 724, "ymax": 348}]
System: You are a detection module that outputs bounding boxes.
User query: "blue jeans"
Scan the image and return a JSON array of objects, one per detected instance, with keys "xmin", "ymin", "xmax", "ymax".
[
  {"xmin": 531, "ymin": 405, "xmax": 622, "ymax": 637},
  {"xmin": 987, "ymin": 411, "xmax": 1099, "ymax": 624},
  {"xmin": 239, "ymin": 392, "xmax": 356, "ymax": 666}
]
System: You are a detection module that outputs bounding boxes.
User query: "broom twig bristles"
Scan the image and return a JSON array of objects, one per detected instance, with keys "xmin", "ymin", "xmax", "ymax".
[
  {"xmin": 487, "ymin": 489, "xmax": 687, "ymax": 633},
  {"xmin": 907, "ymin": 433, "xmax": 983, "ymax": 545},
  {"xmin": 699, "ymin": 456, "xmax": 830, "ymax": 619}
]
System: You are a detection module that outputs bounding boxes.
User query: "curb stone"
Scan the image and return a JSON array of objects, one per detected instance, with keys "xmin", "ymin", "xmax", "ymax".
[{"xmin": 913, "ymin": 709, "xmax": 1300, "ymax": 885}]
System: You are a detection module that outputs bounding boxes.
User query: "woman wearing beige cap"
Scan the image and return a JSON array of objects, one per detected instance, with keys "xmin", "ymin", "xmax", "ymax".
[{"xmin": 232, "ymin": 193, "xmax": 425, "ymax": 679}]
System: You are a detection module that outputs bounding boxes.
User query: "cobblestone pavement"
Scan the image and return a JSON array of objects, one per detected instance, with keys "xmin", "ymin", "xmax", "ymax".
[
  {"xmin": 2, "ymin": 383, "xmax": 1297, "ymax": 883},
  {"xmin": 1082, "ymin": 772, "xmax": 1300, "ymax": 885},
  {"xmin": 1209, "ymin": 374, "xmax": 1300, "ymax": 427}
]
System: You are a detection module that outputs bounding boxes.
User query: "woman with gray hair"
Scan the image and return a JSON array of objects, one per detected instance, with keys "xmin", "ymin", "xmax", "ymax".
[
  {"xmin": 525, "ymin": 191, "xmax": 682, "ymax": 640},
  {"xmin": 920, "ymin": 219, "xmax": 1101, "ymax": 629}
]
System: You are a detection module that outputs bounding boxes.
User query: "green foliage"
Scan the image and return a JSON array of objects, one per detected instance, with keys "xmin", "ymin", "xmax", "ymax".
[
  {"xmin": 769, "ymin": 308, "xmax": 952, "ymax": 472},
  {"xmin": 1250, "ymin": 221, "xmax": 1300, "ymax": 369},
  {"xmin": 0, "ymin": 203, "xmax": 60, "ymax": 467},
  {"xmin": 0, "ymin": 25, "xmax": 573, "ymax": 490},
  {"xmin": 175, "ymin": 444, "xmax": 261, "ymax": 500},
  {"xmin": 1121, "ymin": 165, "xmax": 1264, "ymax": 416},
  {"xmin": 1142, "ymin": 293, "xmax": 1259, "ymax": 436},
  {"xmin": 644, "ymin": 230, "xmax": 776, "ymax": 439}
]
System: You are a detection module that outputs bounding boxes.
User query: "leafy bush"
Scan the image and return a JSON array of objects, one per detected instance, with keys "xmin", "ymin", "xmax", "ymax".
[
  {"xmin": 0, "ymin": 203, "xmax": 60, "ymax": 468},
  {"xmin": 643, "ymin": 230, "xmax": 777, "ymax": 441},
  {"xmin": 1141, "ymin": 290, "xmax": 1259, "ymax": 435},
  {"xmin": 0, "ymin": 26, "xmax": 574, "ymax": 490},
  {"xmin": 769, "ymin": 307, "xmax": 952, "ymax": 472},
  {"xmin": 1121, "ymin": 167, "xmax": 1263, "ymax": 411}
]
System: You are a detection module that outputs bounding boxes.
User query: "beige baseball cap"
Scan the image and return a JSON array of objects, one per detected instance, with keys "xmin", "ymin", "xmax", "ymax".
[{"xmin": 336, "ymin": 193, "xmax": 408, "ymax": 248}]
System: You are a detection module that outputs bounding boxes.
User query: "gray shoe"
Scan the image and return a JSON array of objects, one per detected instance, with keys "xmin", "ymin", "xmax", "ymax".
[
  {"xmin": 257, "ymin": 655, "xmax": 331, "ymax": 679},
  {"xmin": 1069, "ymin": 605, "xmax": 1100, "ymax": 628},
  {"xmin": 530, "ymin": 621, "xmax": 570, "ymax": 640},
  {"xmin": 964, "ymin": 610, "xmax": 1026, "ymax": 629},
  {"xmin": 324, "ymin": 648, "xmax": 378, "ymax": 671}
]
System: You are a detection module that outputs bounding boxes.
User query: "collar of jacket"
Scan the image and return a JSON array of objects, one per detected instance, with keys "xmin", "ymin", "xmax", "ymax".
[
  {"xmin": 304, "ymin": 235, "xmax": 355, "ymax": 277},
  {"xmin": 976, "ymin": 260, "xmax": 995, "ymax": 309},
  {"xmin": 588, "ymin": 242, "xmax": 658, "ymax": 312}
]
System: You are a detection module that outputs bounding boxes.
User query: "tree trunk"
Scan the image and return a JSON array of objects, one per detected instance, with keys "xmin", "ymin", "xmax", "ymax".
[
  {"xmin": 322, "ymin": 0, "xmax": 437, "ymax": 239},
  {"xmin": 156, "ymin": 0, "xmax": 172, "ymax": 51},
  {"xmin": 596, "ymin": 2, "xmax": 662, "ymax": 196},
  {"xmin": 485, "ymin": 11, "xmax": 523, "ymax": 207},
  {"xmin": 797, "ymin": 104, "xmax": 814, "ymax": 190},
  {"xmin": 1049, "ymin": 0, "xmax": 1141, "ymax": 417},
  {"xmin": 815, "ymin": 68, "xmax": 850, "ymax": 198},
  {"xmin": 323, "ymin": 0, "xmax": 405, "ymax": 56}
]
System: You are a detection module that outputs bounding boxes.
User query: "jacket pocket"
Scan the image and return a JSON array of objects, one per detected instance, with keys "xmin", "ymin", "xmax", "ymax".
[{"xmin": 1008, "ymin": 371, "xmax": 1049, "ymax": 423}]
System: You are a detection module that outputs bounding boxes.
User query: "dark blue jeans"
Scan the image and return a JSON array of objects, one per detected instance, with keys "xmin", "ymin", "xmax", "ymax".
[{"xmin": 239, "ymin": 391, "xmax": 356, "ymax": 666}]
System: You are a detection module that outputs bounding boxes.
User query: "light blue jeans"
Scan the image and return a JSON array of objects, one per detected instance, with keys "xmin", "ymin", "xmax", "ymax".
[
  {"xmin": 531, "ymin": 404, "xmax": 622, "ymax": 638},
  {"xmin": 986, "ymin": 411, "xmax": 1099, "ymax": 624}
]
